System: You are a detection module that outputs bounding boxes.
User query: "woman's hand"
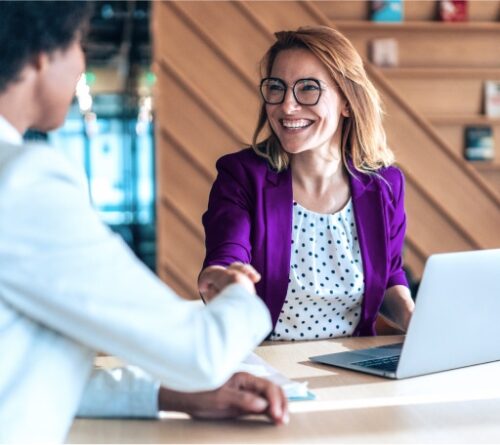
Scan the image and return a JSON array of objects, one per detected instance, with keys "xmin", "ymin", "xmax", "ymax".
[
  {"xmin": 379, "ymin": 285, "xmax": 415, "ymax": 332},
  {"xmin": 198, "ymin": 262, "xmax": 261, "ymax": 302}
]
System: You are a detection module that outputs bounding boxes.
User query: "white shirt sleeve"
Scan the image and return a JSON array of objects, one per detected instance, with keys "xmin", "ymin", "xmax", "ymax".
[
  {"xmin": 0, "ymin": 144, "xmax": 272, "ymax": 393},
  {"xmin": 76, "ymin": 367, "xmax": 159, "ymax": 418}
]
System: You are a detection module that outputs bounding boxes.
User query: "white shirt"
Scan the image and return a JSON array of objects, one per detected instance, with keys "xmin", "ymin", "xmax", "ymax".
[
  {"xmin": 271, "ymin": 200, "xmax": 364, "ymax": 341},
  {"xmin": 0, "ymin": 117, "xmax": 272, "ymax": 443},
  {"xmin": 0, "ymin": 116, "xmax": 22, "ymax": 146}
]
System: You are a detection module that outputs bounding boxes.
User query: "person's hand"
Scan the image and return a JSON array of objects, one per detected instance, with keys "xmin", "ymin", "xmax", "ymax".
[
  {"xmin": 158, "ymin": 372, "xmax": 289, "ymax": 425},
  {"xmin": 198, "ymin": 262, "xmax": 261, "ymax": 302}
]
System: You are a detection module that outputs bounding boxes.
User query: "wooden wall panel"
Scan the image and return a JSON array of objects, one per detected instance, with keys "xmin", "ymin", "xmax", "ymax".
[
  {"xmin": 153, "ymin": 1, "xmax": 500, "ymax": 299},
  {"xmin": 404, "ymin": 179, "xmax": 475, "ymax": 253},
  {"xmin": 156, "ymin": 3, "xmax": 260, "ymax": 138},
  {"xmin": 384, "ymin": 74, "xmax": 488, "ymax": 115},
  {"xmin": 174, "ymin": 1, "xmax": 270, "ymax": 78},
  {"xmin": 311, "ymin": 0, "xmax": 370, "ymax": 21},
  {"xmin": 155, "ymin": 67, "xmax": 240, "ymax": 169},
  {"xmin": 243, "ymin": 1, "xmax": 321, "ymax": 34},
  {"xmin": 159, "ymin": 133, "xmax": 212, "ymax": 229},
  {"xmin": 479, "ymin": 166, "xmax": 500, "ymax": 192},
  {"xmin": 157, "ymin": 200, "xmax": 205, "ymax": 299}
]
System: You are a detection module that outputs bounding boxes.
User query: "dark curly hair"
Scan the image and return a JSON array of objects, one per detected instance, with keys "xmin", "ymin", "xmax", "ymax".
[{"xmin": 0, "ymin": 1, "xmax": 93, "ymax": 93}]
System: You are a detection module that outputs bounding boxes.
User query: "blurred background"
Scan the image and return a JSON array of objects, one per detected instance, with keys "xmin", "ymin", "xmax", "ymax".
[
  {"xmin": 31, "ymin": 1, "xmax": 500, "ymax": 301},
  {"xmin": 27, "ymin": 1, "xmax": 156, "ymax": 270}
]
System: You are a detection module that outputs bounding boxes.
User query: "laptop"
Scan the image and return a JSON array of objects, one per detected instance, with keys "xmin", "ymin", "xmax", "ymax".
[{"xmin": 310, "ymin": 249, "xmax": 500, "ymax": 379}]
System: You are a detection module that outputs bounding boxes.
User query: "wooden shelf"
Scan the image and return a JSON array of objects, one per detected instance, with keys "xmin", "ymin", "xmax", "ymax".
[
  {"xmin": 318, "ymin": 1, "xmax": 500, "ymax": 24},
  {"xmin": 428, "ymin": 115, "xmax": 500, "ymax": 125},
  {"xmin": 470, "ymin": 162, "xmax": 500, "ymax": 172},
  {"xmin": 380, "ymin": 67, "xmax": 500, "ymax": 78},
  {"xmin": 334, "ymin": 21, "xmax": 500, "ymax": 32}
]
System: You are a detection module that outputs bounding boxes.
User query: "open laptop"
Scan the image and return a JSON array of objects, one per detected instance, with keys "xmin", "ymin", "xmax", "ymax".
[{"xmin": 310, "ymin": 249, "xmax": 500, "ymax": 379}]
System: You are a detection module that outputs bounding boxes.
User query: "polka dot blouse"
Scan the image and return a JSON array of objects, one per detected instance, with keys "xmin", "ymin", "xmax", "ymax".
[{"xmin": 270, "ymin": 199, "xmax": 365, "ymax": 341}]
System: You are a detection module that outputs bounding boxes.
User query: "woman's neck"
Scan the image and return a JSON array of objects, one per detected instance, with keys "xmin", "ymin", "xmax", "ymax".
[
  {"xmin": 290, "ymin": 145, "xmax": 350, "ymax": 214},
  {"xmin": 290, "ymin": 147, "xmax": 345, "ymax": 194}
]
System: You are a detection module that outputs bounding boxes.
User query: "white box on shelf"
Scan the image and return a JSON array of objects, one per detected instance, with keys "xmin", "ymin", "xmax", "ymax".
[
  {"xmin": 484, "ymin": 81, "xmax": 500, "ymax": 118},
  {"xmin": 370, "ymin": 38, "xmax": 399, "ymax": 68}
]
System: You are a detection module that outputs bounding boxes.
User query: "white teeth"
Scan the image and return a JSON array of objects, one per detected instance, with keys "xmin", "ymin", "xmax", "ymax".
[{"xmin": 282, "ymin": 119, "xmax": 312, "ymax": 129}]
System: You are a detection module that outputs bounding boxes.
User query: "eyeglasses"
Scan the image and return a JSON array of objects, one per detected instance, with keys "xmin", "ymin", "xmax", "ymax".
[{"xmin": 259, "ymin": 77, "xmax": 323, "ymax": 106}]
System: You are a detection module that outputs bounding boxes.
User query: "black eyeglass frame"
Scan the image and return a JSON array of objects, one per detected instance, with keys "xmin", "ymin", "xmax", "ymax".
[{"xmin": 259, "ymin": 77, "xmax": 324, "ymax": 106}]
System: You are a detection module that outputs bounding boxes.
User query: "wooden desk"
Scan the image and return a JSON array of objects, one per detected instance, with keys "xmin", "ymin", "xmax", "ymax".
[{"xmin": 67, "ymin": 336, "xmax": 500, "ymax": 443}]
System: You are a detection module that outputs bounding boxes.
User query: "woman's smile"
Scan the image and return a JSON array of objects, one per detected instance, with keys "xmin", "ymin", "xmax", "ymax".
[{"xmin": 280, "ymin": 118, "xmax": 315, "ymax": 130}]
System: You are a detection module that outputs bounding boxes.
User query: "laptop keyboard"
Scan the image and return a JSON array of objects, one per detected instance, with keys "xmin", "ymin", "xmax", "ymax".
[{"xmin": 352, "ymin": 355, "xmax": 400, "ymax": 372}]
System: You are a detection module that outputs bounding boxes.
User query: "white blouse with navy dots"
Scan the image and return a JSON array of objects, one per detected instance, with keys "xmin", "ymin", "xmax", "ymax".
[{"xmin": 271, "ymin": 199, "xmax": 365, "ymax": 341}]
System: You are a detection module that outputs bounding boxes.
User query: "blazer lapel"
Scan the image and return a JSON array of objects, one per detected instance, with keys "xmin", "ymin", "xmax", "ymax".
[
  {"xmin": 350, "ymin": 172, "xmax": 388, "ymax": 335},
  {"xmin": 263, "ymin": 167, "xmax": 293, "ymax": 327}
]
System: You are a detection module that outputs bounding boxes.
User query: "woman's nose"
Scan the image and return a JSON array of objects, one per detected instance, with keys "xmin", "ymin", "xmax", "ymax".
[{"xmin": 280, "ymin": 88, "xmax": 301, "ymax": 113}]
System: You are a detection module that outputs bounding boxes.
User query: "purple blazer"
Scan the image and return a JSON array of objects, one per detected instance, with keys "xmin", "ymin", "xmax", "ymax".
[{"xmin": 202, "ymin": 148, "xmax": 408, "ymax": 336}]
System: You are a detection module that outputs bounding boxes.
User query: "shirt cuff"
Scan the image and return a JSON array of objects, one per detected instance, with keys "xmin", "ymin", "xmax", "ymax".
[{"xmin": 77, "ymin": 366, "xmax": 160, "ymax": 418}]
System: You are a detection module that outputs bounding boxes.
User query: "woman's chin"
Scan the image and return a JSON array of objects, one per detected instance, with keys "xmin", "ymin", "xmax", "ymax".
[{"xmin": 282, "ymin": 145, "xmax": 308, "ymax": 155}]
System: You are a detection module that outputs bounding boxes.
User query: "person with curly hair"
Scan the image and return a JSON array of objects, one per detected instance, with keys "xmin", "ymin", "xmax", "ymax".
[{"xmin": 0, "ymin": 2, "xmax": 287, "ymax": 442}]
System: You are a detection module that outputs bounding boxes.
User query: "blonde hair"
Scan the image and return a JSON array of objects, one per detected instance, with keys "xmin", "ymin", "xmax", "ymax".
[{"xmin": 252, "ymin": 26, "xmax": 394, "ymax": 174}]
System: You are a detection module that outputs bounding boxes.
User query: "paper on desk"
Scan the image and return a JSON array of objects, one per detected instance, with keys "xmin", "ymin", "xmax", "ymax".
[{"xmin": 237, "ymin": 353, "xmax": 315, "ymax": 401}]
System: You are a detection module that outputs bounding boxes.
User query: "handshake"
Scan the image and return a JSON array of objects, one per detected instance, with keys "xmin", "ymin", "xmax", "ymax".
[{"xmin": 198, "ymin": 262, "xmax": 262, "ymax": 302}]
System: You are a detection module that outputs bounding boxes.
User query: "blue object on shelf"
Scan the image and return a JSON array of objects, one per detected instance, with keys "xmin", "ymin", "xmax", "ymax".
[{"xmin": 371, "ymin": 0, "xmax": 404, "ymax": 22}]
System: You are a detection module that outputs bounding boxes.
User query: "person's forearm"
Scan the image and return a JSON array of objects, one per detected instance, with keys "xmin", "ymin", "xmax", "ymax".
[{"xmin": 380, "ymin": 285, "xmax": 415, "ymax": 332}]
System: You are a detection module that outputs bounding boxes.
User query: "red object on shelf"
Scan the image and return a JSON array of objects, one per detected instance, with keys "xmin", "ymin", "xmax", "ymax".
[{"xmin": 439, "ymin": 0, "xmax": 468, "ymax": 22}]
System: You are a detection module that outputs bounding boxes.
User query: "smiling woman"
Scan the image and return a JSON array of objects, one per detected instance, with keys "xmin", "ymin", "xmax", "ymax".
[{"xmin": 198, "ymin": 26, "xmax": 414, "ymax": 342}]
